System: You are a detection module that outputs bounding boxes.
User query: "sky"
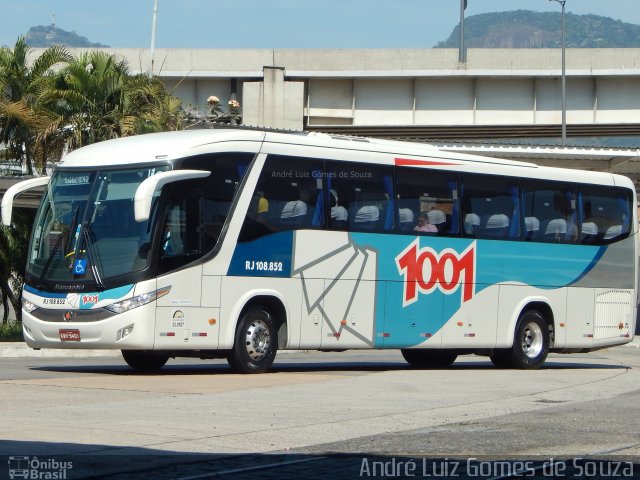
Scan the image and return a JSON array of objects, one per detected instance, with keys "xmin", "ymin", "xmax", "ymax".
[{"xmin": 2, "ymin": 0, "xmax": 640, "ymax": 50}]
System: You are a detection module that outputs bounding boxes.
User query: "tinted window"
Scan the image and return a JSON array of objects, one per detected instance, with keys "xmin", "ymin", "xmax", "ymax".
[
  {"xmin": 462, "ymin": 175, "xmax": 520, "ymax": 240},
  {"xmin": 159, "ymin": 189, "xmax": 202, "ymax": 274},
  {"xmin": 522, "ymin": 181, "xmax": 577, "ymax": 243},
  {"xmin": 240, "ymin": 155, "xmax": 325, "ymax": 241},
  {"xmin": 396, "ymin": 168, "xmax": 459, "ymax": 235},
  {"xmin": 327, "ymin": 161, "xmax": 394, "ymax": 232},
  {"xmin": 180, "ymin": 153, "xmax": 253, "ymax": 251},
  {"xmin": 580, "ymin": 186, "xmax": 632, "ymax": 244}
]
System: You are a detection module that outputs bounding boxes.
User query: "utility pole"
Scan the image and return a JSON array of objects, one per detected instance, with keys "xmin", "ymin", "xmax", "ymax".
[
  {"xmin": 459, "ymin": 0, "xmax": 467, "ymax": 63},
  {"xmin": 149, "ymin": 0, "xmax": 159, "ymax": 78},
  {"xmin": 549, "ymin": 0, "xmax": 567, "ymax": 146}
]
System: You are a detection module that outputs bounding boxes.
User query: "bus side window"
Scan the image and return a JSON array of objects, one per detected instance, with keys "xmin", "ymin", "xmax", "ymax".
[
  {"xmin": 523, "ymin": 181, "xmax": 577, "ymax": 243},
  {"xmin": 579, "ymin": 185, "xmax": 632, "ymax": 245},
  {"xmin": 327, "ymin": 161, "xmax": 394, "ymax": 233},
  {"xmin": 239, "ymin": 155, "xmax": 324, "ymax": 242},
  {"xmin": 396, "ymin": 166, "xmax": 459, "ymax": 236},
  {"xmin": 159, "ymin": 191, "xmax": 202, "ymax": 273},
  {"xmin": 462, "ymin": 174, "xmax": 520, "ymax": 240}
]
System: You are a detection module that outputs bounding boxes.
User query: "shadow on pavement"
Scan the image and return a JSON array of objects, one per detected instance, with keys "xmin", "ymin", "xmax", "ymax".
[
  {"xmin": 1, "ymin": 440, "xmax": 638, "ymax": 480},
  {"xmin": 27, "ymin": 356, "xmax": 629, "ymax": 376}
]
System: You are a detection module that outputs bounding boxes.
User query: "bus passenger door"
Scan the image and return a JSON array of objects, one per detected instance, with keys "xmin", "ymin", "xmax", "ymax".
[
  {"xmin": 154, "ymin": 190, "xmax": 219, "ymax": 349},
  {"xmin": 156, "ymin": 265, "xmax": 214, "ymax": 348}
]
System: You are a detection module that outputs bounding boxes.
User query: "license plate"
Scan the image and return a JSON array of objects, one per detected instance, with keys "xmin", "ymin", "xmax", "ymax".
[{"xmin": 59, "ymin": 329, "xmax": 81, "ymax": 342}]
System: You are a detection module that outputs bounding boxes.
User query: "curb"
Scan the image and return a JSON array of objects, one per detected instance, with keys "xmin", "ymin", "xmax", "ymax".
[
  {"xmin": 1, "ymin": 337, "xmax": 639, "ymax": 358},
  {"xmin": 0, "ymin": 342, "xmax": 121, "ymax": 358}
]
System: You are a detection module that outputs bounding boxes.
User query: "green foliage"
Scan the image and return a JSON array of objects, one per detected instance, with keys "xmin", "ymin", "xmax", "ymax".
[
  {"xmin": 40, "ymin": 51, "xmax": 185, "ymax": 149},
  {"xmin": 0, "ymin": 40, "xmax": 186, "ymax": 327},
  {"xmin": 0, "ymin": 321, "xmax": 23, "ymax": 341},
  {"xmin": 0, "ymin": 37, "xmax": 73, "ymax": 174},
  {"xmin": 0, "ymin": 208, "xmax": 35, "ymax": 324},
  {"xmin": 436, "ymin": 10, "xmax": 640, "ymax": 48},
  {"xmin": 43, "ymin": 51, "xmax": 135, "ymax": 148}
]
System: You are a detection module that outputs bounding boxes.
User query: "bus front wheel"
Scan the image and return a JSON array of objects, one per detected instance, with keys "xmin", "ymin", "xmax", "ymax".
[
  {"xmin": 121, "ymin": 350, "xmax": 169, "ymax": 371},
  {"xmin": 401, "ymin": 349, "xmax": 457, "ymax": 369},
  {"xmin": 227, "ymin": 307, "xmax": 277, "ymax": 374}
]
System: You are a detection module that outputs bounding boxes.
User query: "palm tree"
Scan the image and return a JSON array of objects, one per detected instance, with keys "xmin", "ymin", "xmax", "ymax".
[
  {"xmin": 43, "ymin": 51, "xmax": 130, "ymax": 149},
  {"xmin": 123, "ymin": 75, "xmax": 184, "ymax": 134},
  {"xmin": 0, "ymin": 37, "xmax": 71, "ymax": 174},
  {"xmin": 0, "ymin": 45, "xmax": 184, "ymax": 325},
  {"xmin": 43, "ymin": 51, "xmax": 185, "ymax": 149}
]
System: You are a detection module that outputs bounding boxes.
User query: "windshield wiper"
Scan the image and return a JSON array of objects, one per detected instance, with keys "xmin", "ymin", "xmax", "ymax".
[
  {"xmin": 81, "ymin": 225, "xmax": 105, "ymax": 290},
  {"xmin": 64, "ymin": 205, "xmax": 81, "ymax": 257}
]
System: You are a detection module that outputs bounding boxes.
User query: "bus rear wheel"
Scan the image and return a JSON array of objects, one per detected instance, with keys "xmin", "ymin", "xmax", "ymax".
[
  {"xmin": 493, "ymin": 310, "xmax": 550, "ymax": 370},
  {"xmin": 489, "ymin": 349, "xmax": 513, "ymax": 368},
  {"xmin": 401, "ymin": 349, "xmax": 457, "ymax": 369},
  {"xmin": 121, "ymin": 350, "xmax": 169, "ymax": 371},
  {"xmin": 227, "ymin": 307, "xmax": 277, "ymax": 374}
]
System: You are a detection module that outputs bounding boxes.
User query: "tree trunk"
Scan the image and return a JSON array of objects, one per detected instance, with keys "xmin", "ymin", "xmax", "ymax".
[
  {"xmin": 25, "ymin": 147, "xmax": 34, "ymax": 176},
  {"xmin": 1, "ymin": 291, "xmax": 8, "ymax": 325},
  {"xmin": 0, "ymin": 277, "xmax": 21, "ymax": 324}
]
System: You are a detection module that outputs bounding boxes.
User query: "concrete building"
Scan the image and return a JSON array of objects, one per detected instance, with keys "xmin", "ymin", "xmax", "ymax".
[
  {"xmin": 31, "ymin": 47, "xmax": 638, "ymax": 135},
  {"xmin": 81, "ymin": 47, "xmax": 640, "ymax": 136}
]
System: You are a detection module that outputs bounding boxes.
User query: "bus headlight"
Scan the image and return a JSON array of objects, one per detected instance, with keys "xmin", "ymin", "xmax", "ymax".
[
  {"xmin": 104, "ymin": 286, "xmax": 171, "ymax": 314},
  {"xmin": 22, "ymin": 298, "xmax": 37, "ymax": 313}
]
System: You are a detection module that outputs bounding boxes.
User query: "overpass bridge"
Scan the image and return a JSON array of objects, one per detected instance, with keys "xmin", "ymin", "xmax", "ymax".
[
  {"xmin": 31, "ymin": 47, "xmax": 640, "ymax": 139},
  {"xmin": 3, "ymin": 47, "xmax": 639, "ymax": 205},
  {"xmin": 90, "ymin": 47, "xmax": 640, "ymax": 138}
]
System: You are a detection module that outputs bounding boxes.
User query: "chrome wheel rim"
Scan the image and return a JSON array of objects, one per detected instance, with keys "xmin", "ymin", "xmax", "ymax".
[
  {"xmin": 521, "ymin": 321, "xmax": 543, "ymax": 358},
  {"xmin": 245, "ymin": 320, "xmax": 271, "ymax": 361}
]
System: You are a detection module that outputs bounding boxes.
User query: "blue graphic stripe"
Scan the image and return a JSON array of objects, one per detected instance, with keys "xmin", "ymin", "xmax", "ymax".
[{"xmin": 23, "ymin": 285, "xmax": 67, "ymax": 298}]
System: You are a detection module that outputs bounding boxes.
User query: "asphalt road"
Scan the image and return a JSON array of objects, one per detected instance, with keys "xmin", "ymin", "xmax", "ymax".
[{"xmin": 1, "ymin": 346, "xmax": 640, "ymax": 479}]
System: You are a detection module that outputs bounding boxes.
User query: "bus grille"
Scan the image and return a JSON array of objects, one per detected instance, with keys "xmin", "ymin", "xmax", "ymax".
[{"xmin": 594, "ymin": 289, "xmax": 632, "ymax": 340}]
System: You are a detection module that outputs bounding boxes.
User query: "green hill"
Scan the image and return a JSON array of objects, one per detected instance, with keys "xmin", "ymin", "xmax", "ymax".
[
  {"xmin": 436, "ymin": 10, "xmax": 640, "ymax": 48},
  {"xmin": 25, "ymin": 25, "xmax": 109, "ymax": 48}
]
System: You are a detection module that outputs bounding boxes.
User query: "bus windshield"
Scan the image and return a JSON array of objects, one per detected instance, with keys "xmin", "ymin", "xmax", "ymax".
[{"xmin": 27, "ymin": 167, "xmax": 167, "ymax": 287}]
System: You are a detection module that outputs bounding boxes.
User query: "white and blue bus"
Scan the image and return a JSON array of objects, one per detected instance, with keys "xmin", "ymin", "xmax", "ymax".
[{"xmin": 2, "ymin": 129, "xmax": 637, "ymax": 372}]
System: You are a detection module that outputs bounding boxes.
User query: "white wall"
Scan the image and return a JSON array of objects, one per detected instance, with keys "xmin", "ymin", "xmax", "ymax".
[
  {"xmin": 353, "ymin": 79, "xmax": 414, "ymax": 126},
  {"xmin": 60, "ymin": 47, "xmax": 635, "ymax": 130}
]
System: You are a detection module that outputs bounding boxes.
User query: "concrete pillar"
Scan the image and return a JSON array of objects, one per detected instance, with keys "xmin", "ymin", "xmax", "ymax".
[{"xmin": 242, "ymin": 66, "xmax": 304, "ymax": 131}]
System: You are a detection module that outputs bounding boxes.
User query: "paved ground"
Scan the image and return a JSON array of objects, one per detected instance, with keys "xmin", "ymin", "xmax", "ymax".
[{"xmin": 0, "ymin": 342, "xmax": 639, "ymax": 479}]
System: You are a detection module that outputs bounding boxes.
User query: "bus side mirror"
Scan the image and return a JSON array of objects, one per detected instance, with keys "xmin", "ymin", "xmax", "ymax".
[
  {"xmin": 1, "ymin": 176, "xmax": 50, "ymax": 226},
  {"xmin": 134, "ymin": 170, "xmax": 210, "ymax": 222}
]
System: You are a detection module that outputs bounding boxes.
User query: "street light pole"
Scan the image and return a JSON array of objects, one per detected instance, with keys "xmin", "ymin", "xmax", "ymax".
[
  {"xmin": 549, "ymin": 0, "xmax": 567, "ymax": 146},
  {"xmin": 149, "ymin": 0, "xmax": 159, "ymax": 78},
  {"xmin": 459, "ymin": 0, "xmax": 467, "ymax": 63}
]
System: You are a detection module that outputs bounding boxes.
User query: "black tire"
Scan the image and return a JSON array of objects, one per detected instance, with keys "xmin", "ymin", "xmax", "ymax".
[
  {"xmin": 227, "ymin": 307, "xmax": 277, "ymax": 374},
  {"xmin": 121, "ymin": 350, "xmax": 169, "ymax": 371},
  {"xmin": 489, "ymin": 349, "xmax": 513, "ymax": 369},
  {"xmin": 401, "ymin": 349, "xmax": 457, "ymax": 369},
  {"xmin": 496, "ymin": 309, "xmax": 550, "ymax": 370}
]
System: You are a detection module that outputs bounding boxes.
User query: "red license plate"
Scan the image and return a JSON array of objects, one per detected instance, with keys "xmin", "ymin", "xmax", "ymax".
[{"xmin": 59, "ymin": 329, "xmax": 81, "ymax": 342}]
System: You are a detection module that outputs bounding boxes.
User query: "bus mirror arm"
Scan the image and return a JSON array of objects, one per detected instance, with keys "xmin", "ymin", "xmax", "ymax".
[
  {"xmin": 1, "ymin": 176, "xmax": 50, "ymax": 226},
  {"xmin": 134, "ymin": 170, "xmax": 211, "ymax": 222}
]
